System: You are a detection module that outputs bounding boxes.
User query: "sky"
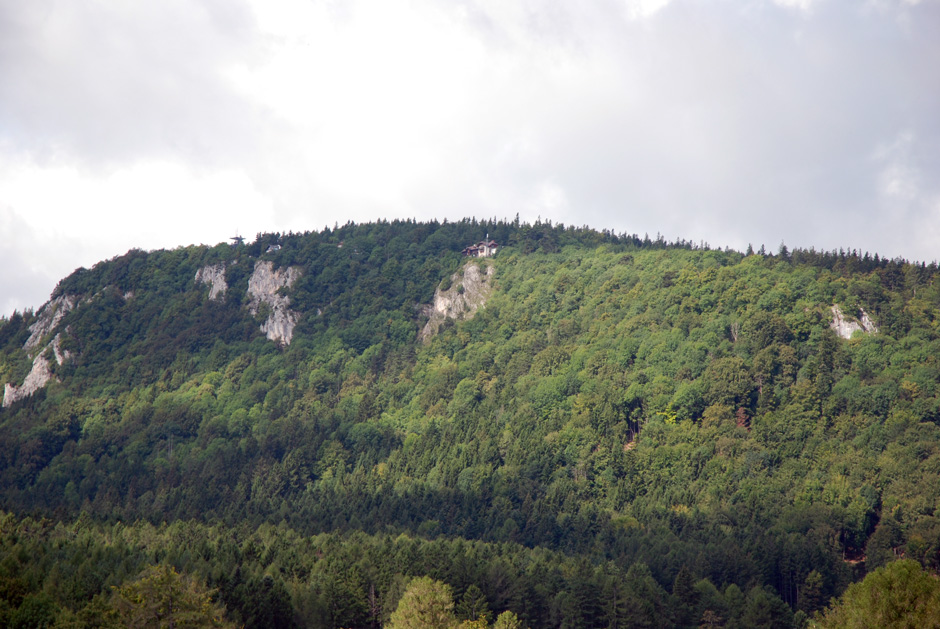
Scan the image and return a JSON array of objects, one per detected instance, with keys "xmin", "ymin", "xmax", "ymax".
[{"xmin": 1, "ymin": 0, "xmax": 939, "ymax": 316}]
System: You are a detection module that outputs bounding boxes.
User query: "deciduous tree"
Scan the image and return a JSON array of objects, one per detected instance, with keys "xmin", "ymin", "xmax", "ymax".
[{"xmin": 387, "ymin": 576, "xmax": 457, "ymax": 629}]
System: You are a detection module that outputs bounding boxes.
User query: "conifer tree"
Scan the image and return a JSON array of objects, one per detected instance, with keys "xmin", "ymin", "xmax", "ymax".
[
  {"xmin": 456, "ymin": 584, "xmax": 490, "ymax": 622},
  {"xmin": 797, "ymin": 570, "xmax": 825, "ymax": 615},
  {"xmin": 109, "ymin": 564, "xmax": 237, "ymax": 628}
]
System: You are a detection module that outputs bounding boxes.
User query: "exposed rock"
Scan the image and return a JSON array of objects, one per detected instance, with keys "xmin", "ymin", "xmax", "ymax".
[
  {"xmin": 52, "ymin": 333, "xmax": 71, "ymax": 366},
  {"xmin": 24, "ymin": 295, "xmax": 75, "ymax": 351},
  {"xmin": 419, "ymin": 261, "xmax": 495, "ymax": 342},
  {"xmin": 830, "ymin": 305, "xmax": 879, "ymax": 339},
  {"xmin": 195, "ymin": 264, "xmax": 228, "ymax": 301},
  {"xmin": 3, "ymin": 353, "xmax": 55, "ymax": 408},
  {"xmin": 247, "ymin": 261, "xmax": 301, "ymax": 345},
  {"xmin": 859, "ymin": 309, "xmax": 879, "ymax": 334},
  {"xmin": 4, "ymin": 296, "xmax": 76, "ymax": 406},
  {"xmin": 260, "ymin": 309, "xmax": 300, "ymax": 346}
]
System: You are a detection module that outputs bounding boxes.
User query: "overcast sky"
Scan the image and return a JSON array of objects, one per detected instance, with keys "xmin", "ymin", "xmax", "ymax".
[{"xmin": 1, "ymin": 0, "xmax": 938, "ymax": 315}]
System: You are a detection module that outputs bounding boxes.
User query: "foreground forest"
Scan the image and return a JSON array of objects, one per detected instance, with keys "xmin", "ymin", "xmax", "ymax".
[{"xmin": 2, "ymin": 218, "xmax": 940, "ymax": 627}]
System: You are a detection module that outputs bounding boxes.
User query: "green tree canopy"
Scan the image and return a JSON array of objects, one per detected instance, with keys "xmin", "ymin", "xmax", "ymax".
[
  {"xmin": 492, "ymin": 610, "xmax": 525, "ymax": 629},
  {"xmin": 387, "ymin": 576, "xmax": 457, "ymax": 629},
  {"xmin": 815, "ymin": 560, "xmax": 940, "ymax": 629},
  {"xmin": 108, "ymin": 564, "xmax": 237, "ymax": 628}
]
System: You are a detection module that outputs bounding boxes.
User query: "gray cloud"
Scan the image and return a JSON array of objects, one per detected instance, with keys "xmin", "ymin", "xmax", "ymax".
[
  {"xmin": 1, "ymin": 0, "xmax": 939, "ymax": 315},
  {"xmin": 0, "ymin": 205, "xmax": 89, "ymax": 316},
  {"xmin": 0, "ymin": 0, "xmax": 265, "ymax": 169},
  {"xmin": 432, "ymin": 0, "xmax": 940, "ymax": 257}
]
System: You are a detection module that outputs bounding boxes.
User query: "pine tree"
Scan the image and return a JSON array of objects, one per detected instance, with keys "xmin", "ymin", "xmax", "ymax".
[
  {"xmin": 456, "ymin": 584, "xmax": 490, "ymax": 622},
  {"xmin": 672, "ymin": 565, "xmax": 699, "ymax": 627},
  {"xmin": 797, "ymin": 570, "xmax": 825, "ymax": 615}
]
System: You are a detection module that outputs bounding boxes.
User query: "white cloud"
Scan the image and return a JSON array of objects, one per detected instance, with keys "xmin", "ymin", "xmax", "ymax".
[
  {"xmin": 0, "ymin": 155, "xmax": 274, "ymax": 263},
  {"xmin": 870, "ymin": 131, "xmax": 940, "ymax": 259},
  {"xmin": 0, "ymin": 205, "xmax": 79, "ymax": 316},
  {"xmin": 873, "ymin": 132, "xmax": 923, "ymax": 202},
  {"xmin": 622, "ymin": 0, "xmax": 674, "ymax": 20},
  {"xmin": 773, "ymin": 0, "xmax": 820, "ymax": 12},
  {"xmin": 0, "ymin": 0, "xmax": 271, "ymax": 178}
]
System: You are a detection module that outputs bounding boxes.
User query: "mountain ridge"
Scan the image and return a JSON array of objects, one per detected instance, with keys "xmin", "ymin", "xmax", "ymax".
[{"xmin": 1, "ymin": 218, "xmax": 939, "ymax": 627}]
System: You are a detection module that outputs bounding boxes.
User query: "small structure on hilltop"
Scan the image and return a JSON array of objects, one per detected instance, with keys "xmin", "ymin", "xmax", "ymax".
[
  {"xmin": 462, "ymin": 235, "xmax": 498, "ymax": 258},
  {"xmin": 230, "ymin": 234, "xmax": 245, "ymax": 246}
]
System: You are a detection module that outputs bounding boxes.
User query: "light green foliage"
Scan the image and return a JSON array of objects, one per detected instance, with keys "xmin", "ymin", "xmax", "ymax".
[
  {"xmin": 387, "ymin": 576, "xmax": 456, "ymax": 629},
  {"xmin": 492, "ymin": 610, "xmax": 525, "ymax": 629},
  {"xmin": 108, "ymin": 564, "xmax": 237, "ymax": 628},
  {"xmin": 815, "ymin": 560, "xmax": 940, "ymax": 628}
]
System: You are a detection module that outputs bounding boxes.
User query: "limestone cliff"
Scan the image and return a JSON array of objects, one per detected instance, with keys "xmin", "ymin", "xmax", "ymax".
[
  {"xmin": 830, "ymin": 305, "xmax": 879, "ymax": 339},
  {"xmin": 3, "ymin": 297, "xmax": 75, "ymax": 407},
  {"xmin": 419, "ymin": 261, "xmax": 495, "ymax": 342},
  {"xmin": 24, "ymin": 295, "xmax": 75, "ymax": 351},
  {"xmin": 51, "ymin": 333, "xmax": 71, "ymax": 366},
  {"xmin": 247, "ymin": 261, "xmax": 301, "ymax": 345},
  {"xmin": 195, "ymin": 264, "xmax": 228, "ymax": 301},
  {"xmin": 3, "ymin": 353, "xmax": 55, "ymax": 408}
]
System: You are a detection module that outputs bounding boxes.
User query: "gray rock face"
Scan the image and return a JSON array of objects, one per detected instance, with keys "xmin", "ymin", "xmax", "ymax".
[
  {"xmin": 24, "ymin": 295, "xmax": 75, "ymax": 351},
  {"xmin": 51, "ymin": 333, "xmax": 71, "ymax": 366},
  {"xmin": 859, "ymin": 309, "xmax": 879, "ymax": 334},
  {"xmin": 247, "ymin": 261, "xmax": 301, "ymax": 345},
  {"xmin": 830, "ymin": 305, "xmax": 879, "ymax": 339},
  {"xmin": 195, "ymin": 264, "xmax": 228, "ymax": 301},
  {"xmin": 195, "ymin": 260, "xmax": 300, "ymax": 345},
  {"xmin": 3, "ymin": 296, "xmax": 75, "ymax": 407},
  {"xmin": 419, "ymin": 261, "xmax": 495, "ymax": 342},
  {"xmin": 3, "ymin": 353, "xmax": 54, "ymax": 408}
]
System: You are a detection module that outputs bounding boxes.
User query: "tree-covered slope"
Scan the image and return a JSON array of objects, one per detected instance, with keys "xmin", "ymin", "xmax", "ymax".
[{"xmin": 1, "ymin": 219, "xmax": 939, "ymax": 627}]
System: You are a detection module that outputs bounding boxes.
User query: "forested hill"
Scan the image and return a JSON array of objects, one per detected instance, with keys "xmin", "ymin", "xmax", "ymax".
[{"xmin": 2, "ymin": 218, "xmax": 940, "ymax": 628}]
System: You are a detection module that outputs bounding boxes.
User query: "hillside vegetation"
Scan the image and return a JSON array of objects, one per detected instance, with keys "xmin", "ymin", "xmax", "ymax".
[{"xmin": 1, "ymin": 219, "xmax": 939, "ymax": 627}]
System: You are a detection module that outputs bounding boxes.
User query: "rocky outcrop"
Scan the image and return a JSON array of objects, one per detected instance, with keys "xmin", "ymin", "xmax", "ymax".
[
  {"xmin": 3, "ymin": 297, "xmax": 75, "ymax": 407},
  {"xmin": 3, "ymin": 353, "xmax": 55, "ymax": 408},
  {"xmin": 196, "ymin": 260, "xmax": 300, "ymax": 344},
  {"xmin": 419, "ymin": 261, "xmax": 495, "ymax": 342},
  {"xmin": 831, "ymin": 305, "xmax": 879, "ymax": 339},
  {"xmin": 51, "ymin": 333, "xmax": 71, "ymax": 366},
  {"xmin": 24, "ymin": 295, "xmax": 75, "ymax": 351},
  {"xmin": 247, "ymin": 261, "xmax": 301, "ymax": 345},
  {"xmin": 195, "ymin": 264, "xmax": 228, "ymax": 301}
]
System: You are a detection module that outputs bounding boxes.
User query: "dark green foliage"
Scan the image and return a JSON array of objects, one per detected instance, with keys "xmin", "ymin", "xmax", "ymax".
[
  {"xmin": 797, "ymin": 570, "xmax": 825, "ymax": 615},
  {"xmin": 9, "ymin": 592, "xmax": 56, "ymax": 629},
  {"xmin": 456, "ymin": 584, "xmax": 491, "ymax": 622},
  {"xmin": 0, "ymin": 514, "xmax": 760, "ymax": 628}
]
